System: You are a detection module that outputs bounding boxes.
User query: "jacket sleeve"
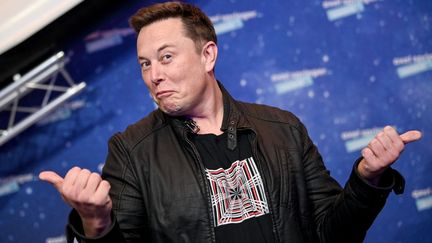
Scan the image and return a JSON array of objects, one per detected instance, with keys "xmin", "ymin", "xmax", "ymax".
[
  {"xmin": 298, "ymin": 122, "xmax": 405, "ymax": 243},
  {"xmin": 66, "ymin": 133, "xmax": 149, "ymax": 242}
]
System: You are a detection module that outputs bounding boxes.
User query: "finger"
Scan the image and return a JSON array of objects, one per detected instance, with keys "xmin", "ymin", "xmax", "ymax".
[
  {"xmin": 83, "ymin": 173, "xmax": 102, "ymax": 194},
  {"xmin": 376, "ymin": 131, "xmax": 393, "ymax": 151},
  {"xmin": 93, "ymin": 180, "xmax": 112, "ymax": 206},
  {"xmin": 64, "ymin": 166, "xmax": 81, "ymax": 186},
  {"xmin": 383, "ymin": 126, "xmax": 404, "ymax": 152},
  {"xmin": 368, "ymin": 138, "xmax": 386, "ymax": 158},
  {"xmin": 361, "ymin": 147, "xmax": 380, "ymax": 167},
  {"xmin": 400, "ymin": 130, "xmax": 422, "ymax": 144},
  {"xmin": 62, "ymin": 167, "xmax": 82, "ymax": 198},
  {"xmin": 74, "ymin": 169, "xmax": 92, "ymax": 190},
  {"xmin": 39, "ymin": 171, "xmax": 64, "ymax": 191}
]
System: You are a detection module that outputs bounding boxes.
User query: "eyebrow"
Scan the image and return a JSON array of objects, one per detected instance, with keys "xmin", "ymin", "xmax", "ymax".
[{"xmin": 138, "ymin": 43, "xmax": 175, "ymax": 60}]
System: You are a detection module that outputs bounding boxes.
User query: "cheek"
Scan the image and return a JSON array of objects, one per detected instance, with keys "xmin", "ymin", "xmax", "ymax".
[
  {"xmin": 141, "ymin": 73, "xmax": 152, "ymax": 88},
  {"xmin": 142, "ymin": 79, "xmax": 155, "ymax": 95}
]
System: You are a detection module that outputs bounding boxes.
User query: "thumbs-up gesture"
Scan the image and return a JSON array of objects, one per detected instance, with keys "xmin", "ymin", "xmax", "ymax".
[
  {"xmin": 358, "ymin": 126, "xmax": 422, "ymax": 184},
  {"xmin": 39, "ymin": 167, "xmax": 113, "ymax": 237}
]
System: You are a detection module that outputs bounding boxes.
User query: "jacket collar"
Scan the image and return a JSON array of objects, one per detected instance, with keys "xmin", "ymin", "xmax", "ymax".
[
  {"xmin": 219, "ymin": 81, "xmax": 240, "ymax": 150},
  {"xmin": 166, "ymin": 81, "xmax": 245, "ymax": 150}
]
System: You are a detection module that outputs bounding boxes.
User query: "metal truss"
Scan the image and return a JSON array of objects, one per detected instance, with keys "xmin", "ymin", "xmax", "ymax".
[{"xmin": 0, "ymin": 51, "xmax": 86, "ymax": 146}]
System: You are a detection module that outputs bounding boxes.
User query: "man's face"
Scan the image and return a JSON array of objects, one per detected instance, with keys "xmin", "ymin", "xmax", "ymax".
[{"xmin": 137, "ymin": 18, "xmax": 211, "ymax": 116}]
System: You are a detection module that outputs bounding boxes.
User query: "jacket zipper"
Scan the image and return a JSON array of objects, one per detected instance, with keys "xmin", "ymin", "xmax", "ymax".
[
  {"xmin": 183, "ymin": 130, "xmax": 217, "ymax": 243},
  {"xmin": 243, "ymin": 128, "xmax": 281, "ymax": 243}
]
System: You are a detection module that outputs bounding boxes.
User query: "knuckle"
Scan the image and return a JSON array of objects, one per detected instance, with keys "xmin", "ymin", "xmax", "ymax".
[
  {"xmin": 90, "ymin": 173, "xmax": 102, "ymax": 182},
  {"xmin": 384, "ymin": 125, "xmax": 394, "ymax": 132},
  {"xmin": 101, "ymin": 180, "xmax": 111, "ymax": 189},
  {"xmin": 362, "ymin": 147, "xmax": 371, "ymax": 154},
  {"xmin": 396, "ymin": 143, "xmax": 405, "ymax": 152},
  {"xmin": 370, "ymin": 139, "xmax": 379, "ymax": 147},
  {"xmin": 71, "ymin": 166, "xmax": 82, "ymax": 172},
  {"xmin": 81, "ymin": 169, "xmax": 91, "ymax": 176},
  {"xmin": 91, "ymin": 172, "xmax": 101, "ymax": 178},
  {"xmin": 361, "ymin": 148, "xmax": 368, "ymax": 157}
]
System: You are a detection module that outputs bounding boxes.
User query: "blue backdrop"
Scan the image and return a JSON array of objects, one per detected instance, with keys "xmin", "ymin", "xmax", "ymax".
[{"xmin": 1, "ymin": 0, "xmax": 431, "ymax": 242}]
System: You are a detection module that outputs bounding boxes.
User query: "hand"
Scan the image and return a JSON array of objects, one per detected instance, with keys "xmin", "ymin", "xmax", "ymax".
[
  {"xmin": 358, "ymin": 126, "xmax": 422, "ymax": 184},
  {"xmin": 39, "ymin": 167, "xmax": 113, "ymax": 237}
]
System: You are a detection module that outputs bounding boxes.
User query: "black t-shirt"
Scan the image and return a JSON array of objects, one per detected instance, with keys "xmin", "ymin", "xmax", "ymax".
[{"xmin": 191, "ymin": 132, "xmax": 275, "ymax": 243}]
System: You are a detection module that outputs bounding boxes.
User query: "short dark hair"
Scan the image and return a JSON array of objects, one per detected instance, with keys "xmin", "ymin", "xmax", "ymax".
[{"xmin": 129, "ymin": 2, "xmax": 217, "ymax": 52}]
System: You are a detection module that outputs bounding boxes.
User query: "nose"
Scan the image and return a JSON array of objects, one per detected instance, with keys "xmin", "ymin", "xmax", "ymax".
[{"xmin": 149, "ymin": 63, "xmax": 164, "ymax": 84}]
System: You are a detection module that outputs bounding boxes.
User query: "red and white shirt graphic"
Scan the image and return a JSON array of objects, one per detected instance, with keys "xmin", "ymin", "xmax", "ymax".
[{"xmin": 206, "ymin": 157, "xmax": 269, "ymax": 227}]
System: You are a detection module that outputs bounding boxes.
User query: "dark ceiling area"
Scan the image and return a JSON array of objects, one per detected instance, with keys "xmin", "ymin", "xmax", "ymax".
[{"xmin": 0, "ymin": 0, "xmax": 129, "ymax": 90}]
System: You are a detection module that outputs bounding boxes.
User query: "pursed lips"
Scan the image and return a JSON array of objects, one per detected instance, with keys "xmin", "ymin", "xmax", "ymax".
[{"xmin": 156, "ymin": 90, "xmax": 175, "ymax": 98}]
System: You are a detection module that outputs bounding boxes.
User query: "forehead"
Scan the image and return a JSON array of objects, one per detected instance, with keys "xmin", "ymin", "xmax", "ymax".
[
  {"xmin": 136, "ymin": 18, "xmax": 188, "ymax": 53},
  {"xmin": 140, "ymin": 17, "xmax": 185, "ymax": 36}
]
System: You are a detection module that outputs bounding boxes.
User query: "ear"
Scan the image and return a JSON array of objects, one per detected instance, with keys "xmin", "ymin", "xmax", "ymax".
[{"xmin": 201, "ymin": 41, "xmax": 218, "ymax": 72}]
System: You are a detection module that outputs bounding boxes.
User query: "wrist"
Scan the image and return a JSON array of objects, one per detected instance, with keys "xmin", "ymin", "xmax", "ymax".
[
  {"xmin": 81, "ymin": 215, "xmax": 112, "ymax": 237},
  {"xmin": 357, "ymin": 159, "xmax": 382, "ymax": 186}
]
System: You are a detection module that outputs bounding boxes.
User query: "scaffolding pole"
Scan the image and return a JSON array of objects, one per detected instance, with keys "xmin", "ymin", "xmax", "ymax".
[{"xmin": 0, "ymin": 51, "xmax": 86, "ymax": 146}]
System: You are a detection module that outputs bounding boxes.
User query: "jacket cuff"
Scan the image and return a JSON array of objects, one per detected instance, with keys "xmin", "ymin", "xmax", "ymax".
[
  {"xmin": 347, "ymin": 157, "xmax": 405, "ymax": 202},
  {"xmin": 66, "ymin": 209, "xmax": 120, "ymax": 243}
]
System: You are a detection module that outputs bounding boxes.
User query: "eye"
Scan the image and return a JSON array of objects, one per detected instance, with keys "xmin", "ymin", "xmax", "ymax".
[
  {"xmin": 160, "ymin": 54, "xmax": 172, "ymax": 63},
  {"xmin": 140, "ymin": 60, "xmax": 151, "ymax": 70}
]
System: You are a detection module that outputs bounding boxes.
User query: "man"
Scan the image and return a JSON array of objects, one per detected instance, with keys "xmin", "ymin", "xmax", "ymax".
[{"xmin": 39, "ymin": 2, "xmax": 422, "ymax": 243}]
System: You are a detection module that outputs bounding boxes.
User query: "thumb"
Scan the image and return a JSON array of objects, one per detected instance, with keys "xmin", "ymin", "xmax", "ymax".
[
  {"xmin": 400, "ymin": 130, "xmax": 422, "ymax": 144},
  {"xmin": 39, "ymin": 171, "xmax": 64, "ymax": 191}
]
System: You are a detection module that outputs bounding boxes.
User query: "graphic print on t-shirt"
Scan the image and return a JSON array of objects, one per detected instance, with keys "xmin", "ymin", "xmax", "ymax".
[{"xmin": 206, "ymin": 157, "xmax": 269, "ymax": 227}]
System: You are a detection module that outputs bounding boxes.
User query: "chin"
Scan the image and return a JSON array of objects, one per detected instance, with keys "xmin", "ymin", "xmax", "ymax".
[{"xmin": 160, "ymin": 104, "xmax": 183, "ymax": 116}]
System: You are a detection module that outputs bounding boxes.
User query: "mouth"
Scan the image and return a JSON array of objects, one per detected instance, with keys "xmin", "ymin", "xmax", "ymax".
[{"xmin": 156, "ymin": 90, "xmax": 175, "ymax": 99}]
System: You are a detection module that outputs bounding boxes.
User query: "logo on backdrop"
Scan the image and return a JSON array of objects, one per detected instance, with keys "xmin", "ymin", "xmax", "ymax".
[
  {"xmin": 340, "ymin": 126, "xmax": 393, "ymax": 153},
  {"xmin": 84, "ymin": 28, "xmax": 135, "ymax": 54},
  {"xmin": 0, "ymin": 174, "xmax": 36, "ymax": 197},
  {"xmin": 393, "ymin": 52, "xmax": 432, "ymax": 79},
  {"xmin": 210, "ymin": 10, "xmax": 260, "ymax": 35},
  {"xmin": 322, "ymin": 0, "xmax": 382, "ymax": 21},
  {"xmin": 411, "ymin": 187, "xmax": 432, "ymax": 212},
  {"xmin": 270, "ymin": 67, "xmax": 329, "ymax": 95}
]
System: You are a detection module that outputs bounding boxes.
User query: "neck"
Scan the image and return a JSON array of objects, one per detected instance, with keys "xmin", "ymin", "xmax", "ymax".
[{"xmin": 188, "ymin": 81, "xmax": 224, "ymax": 135}]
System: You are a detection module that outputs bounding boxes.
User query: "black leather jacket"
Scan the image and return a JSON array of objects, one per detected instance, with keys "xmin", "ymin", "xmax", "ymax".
[{"xmin": 67, "ymin": 84, "xmax": 404, "ymax": 243}]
